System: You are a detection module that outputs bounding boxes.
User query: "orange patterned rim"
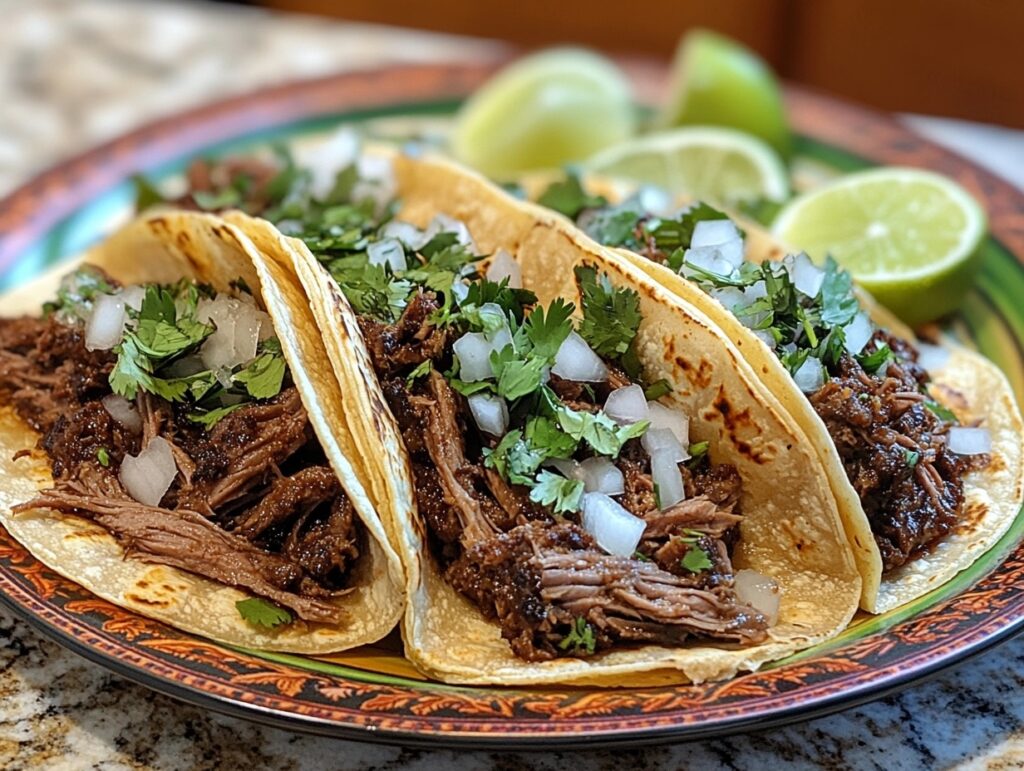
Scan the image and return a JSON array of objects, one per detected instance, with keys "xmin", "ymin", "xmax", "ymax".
[{"xmin": 0, "ymin": 62, "xmax": 1023, "ymax": 747}]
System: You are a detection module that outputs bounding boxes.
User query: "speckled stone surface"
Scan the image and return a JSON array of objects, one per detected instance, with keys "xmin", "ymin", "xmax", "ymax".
[{"xmin": 2, "ymin": 1, "xmax": 1024, "ymax": 768}]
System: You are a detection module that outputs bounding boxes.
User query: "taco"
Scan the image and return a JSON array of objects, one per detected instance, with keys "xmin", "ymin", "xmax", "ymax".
[
  {"xmin": 532, "ymin": 173, "xmax": 1024, "ymax": 613},
  {"xmin": 162, "ymin": 138, "xmax": 862, "ymax": 684},
  {"xmin": 0, "ymin": 211, "xmax": 404, "ymax": 652}
]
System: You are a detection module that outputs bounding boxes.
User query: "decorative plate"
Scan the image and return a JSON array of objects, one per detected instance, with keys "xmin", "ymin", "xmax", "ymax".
[{"xmin": 0, "ymin": 62, "xmax": 1022, "ymax": 749}]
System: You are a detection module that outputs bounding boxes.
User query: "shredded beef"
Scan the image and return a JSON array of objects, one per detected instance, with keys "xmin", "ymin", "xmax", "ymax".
[
  {"xmin": 810, "ymin": 335, "xmax": 985, "ymax": 572},
  {"xmin": 0, "ymin": 314, "xmax": 363, "ymax": 622},
  {"xmin": 446, "ymin": 521, "xmax": 767, "ymax": 661},
  {"xmin": 358, "ymin": 291, "xmax": 447, "ymax": 379}
]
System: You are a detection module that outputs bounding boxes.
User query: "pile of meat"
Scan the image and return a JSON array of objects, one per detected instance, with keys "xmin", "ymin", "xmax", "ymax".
[
  {"xmin": 0, "ymin": 312, "xmax": 360, "ymax": 624},
  {"xmin": 362, "ymin": 290, "xmax": 768, "ymax": 661},
  {"xmin": 810, "ymin": 332, "xmax": 987, "ymax": 572}
]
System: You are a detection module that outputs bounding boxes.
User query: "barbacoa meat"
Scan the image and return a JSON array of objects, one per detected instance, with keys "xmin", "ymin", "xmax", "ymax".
[
  {"xmin": 446, "ymin": 521, "xmax": 767, "ymax": 661},
  {"xmin": 0, "ymin": 314, "xmax": 363, "ymax": 624},
  {"xmin": 380, "ymin": 347, "xmax": 769, "ymax": 660},
  {"xmin": 810, "ymin": 333, "xmax": 986, "ymax": 572}
]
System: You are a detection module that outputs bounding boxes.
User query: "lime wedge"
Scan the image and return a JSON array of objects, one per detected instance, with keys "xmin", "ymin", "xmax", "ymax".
[
  {"xmin": 450, "ymin": 49, "xmax": 635, "ymax": 179},
  {"xmin": 772, "ymin": 167, "xmax": 987, "ymax": 325},
  {"xmin": 585, "ymin": 126, "xmax": 789, "ymax": 206},
  {"xmin": 657, "ymin": 29, "xmax": 792, "ymax": 159}
]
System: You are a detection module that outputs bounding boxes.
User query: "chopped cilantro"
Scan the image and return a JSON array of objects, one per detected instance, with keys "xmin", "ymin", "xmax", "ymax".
[
  {"xmin": 687, "ymin": 441, "xmax": 710, "ymax": 461},
  {"xmin": 530, "ymin": 471, "xmax": 585, "ymax": 515},
  {"xmin": 643, "ymin": 379, "xmax": 672, "ymax": 401},
  {"xmin": 405, "ymin": 359, "xmax": 433, "ymax": 387},
  {"xmin": 581, "ymin": 201, "xmax": 646, "ymax": 247},
  {"xmin": 819, "ymin": 257, "xmax": 859, "ymax": 326},
  {"xmin": 924, "ymin": 399, "xmax": 958, "ymax": 423},
  {"xmin": 96, "ymin": 448, "xmax": 110, "ymax": 467},
  {"xmin": 233, "ymin": 348, "xmax": 287, "ymax": 399},
  {"xmin": 903, "ymin": 448, "xmax": 920, "ymax": 468},
  {"xmin": 522, "ymin": 298, "xmax": 574, "ymax": 360},
  {"xmin": 489, "ymin": 345, "xmax": 550, "ymax": 401},
  {"xmin": 43, "ymin": 267, "xmax": 117, "ymax": 322},
  {"xmin": 633, "ymin": 550, "xmax": 652, "ymax": 562},
  {"xmin": 558, "ymin": 617, "xmax": 597, "ymax": 655},
  {"xmin": 857, "ymin": 343, "xmax": 893, "ymax": 375},
  {"xmin": 483, "ymin": 430, "xmax": 544, "ymax": 485},
  {"xmin": 574, "ymin": 266, "xmax": 642, "ymax": 359},
  {"xmin": 536, "ymin": 171, "xmax": 607, "ymax": 219},
  {"xmin": 235, "ymin": 597, "xmax": 293, "ymax": 628},
  {"xmin": 681, "ymin": 545, "xmax": 713, "ymax": 573},
  {"xmin": 555, "ymin": 404, "xmax": 648, "ymax": 458},
  {"xmin": 645, "ymin": 202, "xmax": 732, "ymax": 254},
  {"xmin": 132, "ymin": 174, "xmax": 168, "ymax": 212},
  {"xmin": 188, "ymin": 403, "xmax": 246, "ymax": 429}
]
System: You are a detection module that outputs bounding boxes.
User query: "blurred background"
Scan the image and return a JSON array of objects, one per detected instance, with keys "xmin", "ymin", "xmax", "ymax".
[{"xmin": 248, "ymin": 0, "xmax": 1024, "ymax": 128}]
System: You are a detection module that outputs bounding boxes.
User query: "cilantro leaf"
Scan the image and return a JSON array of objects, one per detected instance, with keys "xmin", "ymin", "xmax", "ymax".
[
  {"xmin": 536, "ymin": 172, "xmax": 607, "ymax": 219},
  {"xmin": 405, "ymin": 359, "xmax": 433, "ymax": 387},
  {"xmin": 643, "ymin": 379, "xmax": 672, "ymax": 401},
  {"xmin": 133, "ymin": 175, "xmax": 168, "ymax": 212},
  {"xmin": 233, "ymin": 349, "xmax": 286, "ymax": 399},
  {"xmin": 580, "ymin": 201, "xmax": 646, "ymax": 247},
  {"xmin": 924, "ymin": 399, "xmax": 958, "ymax": 423},
  {"xmin": 483, "ymin": 430, "xmax": 545, "ymax": 485},
  {"xmin": 523, "ymin": 298, "xmax": 574, "ymax": 361},
  {"xmin": 574, "ymin": 266, "xmax": 642, "ymax": 359},
  {"xmin": 96, "ymin": 448, "xmax": 111, "ymax": 467},
  {"xmin": 529, "ymin": 470, "xmax": 584, "ymax": 514},
  {"xmin": 235, "ymin": 598, "xmax": 293, "ymax": 628},
  {"xmin": 188, "ymin": 403, "xmax": 246, "ymax": 429},
  {"xmin": 524, "ymin": 415, "xmax": 578, "ymax": 460},
  {"xmin": 681, "ymin": 545, "xmax": 713, "ymax": 573},
  {"xmin": 555, "ymin": 404, "xmax": 648, "ymax": 458},
  {"xmin": 857, "ymin": 343, "xmax": 893, "ymax": 375},
  {"xmin": 903, "ymin": 448, "xmax": 920, "ymax": 468},
  {"xmin": 558, "ymin": 617, "xmax": 596, "ymax": 655},
  {"xmin": 489, "ymin": 345, "xmax": 548, "ymax": 401},
  {"xmin": 460, "ymin": 278, "xmax": 537, "ymax": 323}
]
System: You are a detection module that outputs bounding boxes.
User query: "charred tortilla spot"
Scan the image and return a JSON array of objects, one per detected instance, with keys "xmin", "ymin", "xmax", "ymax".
[
  {"xmin": 125, "ymin": 593, "xmax": 171, "ymax": 607},
  {"xmin": 961, "ymin": 500, "xmax": 988, "ymax": 532}
]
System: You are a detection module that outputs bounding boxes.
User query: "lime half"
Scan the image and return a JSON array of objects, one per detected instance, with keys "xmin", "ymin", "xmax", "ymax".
[
  {"xmin": 450, "ymin": 49, "xmax": 635, "ymax": 179},
  {"xmin": 657, "ymin": 29, "xmax": 791, "ymax": 159},
  {"xmin": 772, "ymin": 167, "xmax": 987, "ymax": 325},
  {"xmin": 585, "ymin": 126, "xmax": 789, "ymax": 206}
]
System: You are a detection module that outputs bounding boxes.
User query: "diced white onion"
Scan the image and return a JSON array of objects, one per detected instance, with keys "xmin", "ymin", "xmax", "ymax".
[
  {"xmin": 752, "ymin": 329, "xmax": 777, "ymax": 349},
  {"xmin": 578, "ymin": 457, "xmax": 625, "ymax": 496},
  {"xmin": 743, "ymin": 281, "xmax": 768, "ymax": 303},
  {"xmin": 427, "ymin": 213, "xmax": 478, "ymax": 254},
  {"xmin": 787, "ymin": 252, "xmax": 825, "ymax": 298},
  {"xmin": 734, "ymin": 569, "xmax": 781, "ymax": 625},
  {"xmin": 468, "ymin": 393, "xmax": 509, "ymax": 436},
  {"xmin": 84, "ymin": 293, "xmax": 126, "ymax": 351},
  {"xmin": 680, "ymin": 245, "xmax": 735, "ymax": 279},
  {"xmin": 642, "ymin": 428, "xmax": 689, "ymax": 463},
  {"xmin": 367, "ymin": 238, "xmax": 408, "ymax": 272},
  {"xmin": 552, "ymin": 331, "xmax": 608, "ymax": 383},
  {"xmin": 650, "ymin": 451, "xmax": 685, "ymax": 509},
  {"xmin": 646, "ymin": 402, "xmax": 689, "ymax": 444},
  {"xmin": 691, "ymin": 219, "xmax": 742, "ymax": 248},
  {"xmin": 119, "ymin": 437, "xmax": 177, "ymax": 507},
  {"xmin": 546, "ymin": 458, "xmax": 580, "ymax": 479},
  {"xmin": 710, "ymin": 286, "xmax": 745, "ymax": 311},
  {"xmin": 716, "ymin": 239, "xmax": 745, "ymax": 270},
  {"xmin": 120, "ymin": 285, "xmax": 145, "ymax": 312},
  {"xmin": 380, "ymin": 220, "xmax": 430, "ymax": 252},
  {"xmin": 352, "ymin": 154, "xmax": 397, "ymax": 214},
  {"xmin": 793, "ymin": 356, "xmax": 824, "ymax": 393},
  {"xmin": 947, "ymin": 426, "xmax": 992, "ymax": 455},
  {"xmin": 197, "ymin": 295, "xmax": 262, "ymax": 370},
  {"xmin": 636, "ymin": 186, "xmax": 672, "ymax": 217},
  {"xmin": 453, "ymin": 332, "xmax": 494, "ymax": 382},
  {"xmin": 295, "ymin": 127, "xmax": 360, "ymax": 198},
  {"xmin": 450, "ymin": 279, "xmax": 470, "ymax": 304},
  {"xmin": 916, "ymin": 342, "xmax": 950, "ymax": 373},
  {"xmin": 485, "ymin": 249, "xmax": 522, "ymax": 288},
  {"xmin": 101, "ymin": 394, "xmax": 142, "ymax": 434},
  {"xmin": 843, "ymin": 312, "xmax": 874, "ymax": 355},
  {"xmin": 580, "ymin": 492, "xmax": 647, "ymax": 557},
  {"xmin": 604, "ymin": 385, "xmax": 649, "ymax": 426}
]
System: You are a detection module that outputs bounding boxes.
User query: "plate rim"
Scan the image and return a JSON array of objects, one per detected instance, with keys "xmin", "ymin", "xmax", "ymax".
[{"xmin": 1, "ymin": 60, "xmax": 1023, "ymax": 748}]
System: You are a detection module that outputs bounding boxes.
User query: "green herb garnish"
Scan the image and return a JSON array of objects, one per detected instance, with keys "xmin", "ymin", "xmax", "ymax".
[
  {"xmin": 235, "ymin": 598, "xmax": 293, "ymax": 628},
  {"xmin": 681, "ymin": 545, "xmax": 714, "ymax": 573},
  {"xmin": 558, "ymin": 617, "xmax": 597, "ymax": 655}
]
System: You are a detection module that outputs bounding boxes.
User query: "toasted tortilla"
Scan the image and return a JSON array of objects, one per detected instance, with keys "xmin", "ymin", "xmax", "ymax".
[
  {"xmin": 227, "ymin": 150, "xmax": 862, "ymax": 685},
  {"xmin": 588, "ymin": 205, "xmax": 1024, "ymax": 613},
  {"xmin": 0, "ymin": 211, "xmax": 405, "ymax": 652}
]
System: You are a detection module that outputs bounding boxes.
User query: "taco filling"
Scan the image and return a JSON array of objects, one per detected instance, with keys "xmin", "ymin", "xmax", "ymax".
[
  {"xmin": 142, "ymin": 149, "xmax": 779, "ymax": 660},
  {"xmin": 0, "ymin": 270, "xmax": 363, "ymax": 627},
  {"xmin": 541, "ymin": 178, "xmax": 991, "ymax": 573}
]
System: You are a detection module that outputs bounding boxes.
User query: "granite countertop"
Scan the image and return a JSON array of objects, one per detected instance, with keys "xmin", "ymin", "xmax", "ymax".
[{"xmin": 2, "ymin": 1, "xmax": 1024, "ymax": 768}]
